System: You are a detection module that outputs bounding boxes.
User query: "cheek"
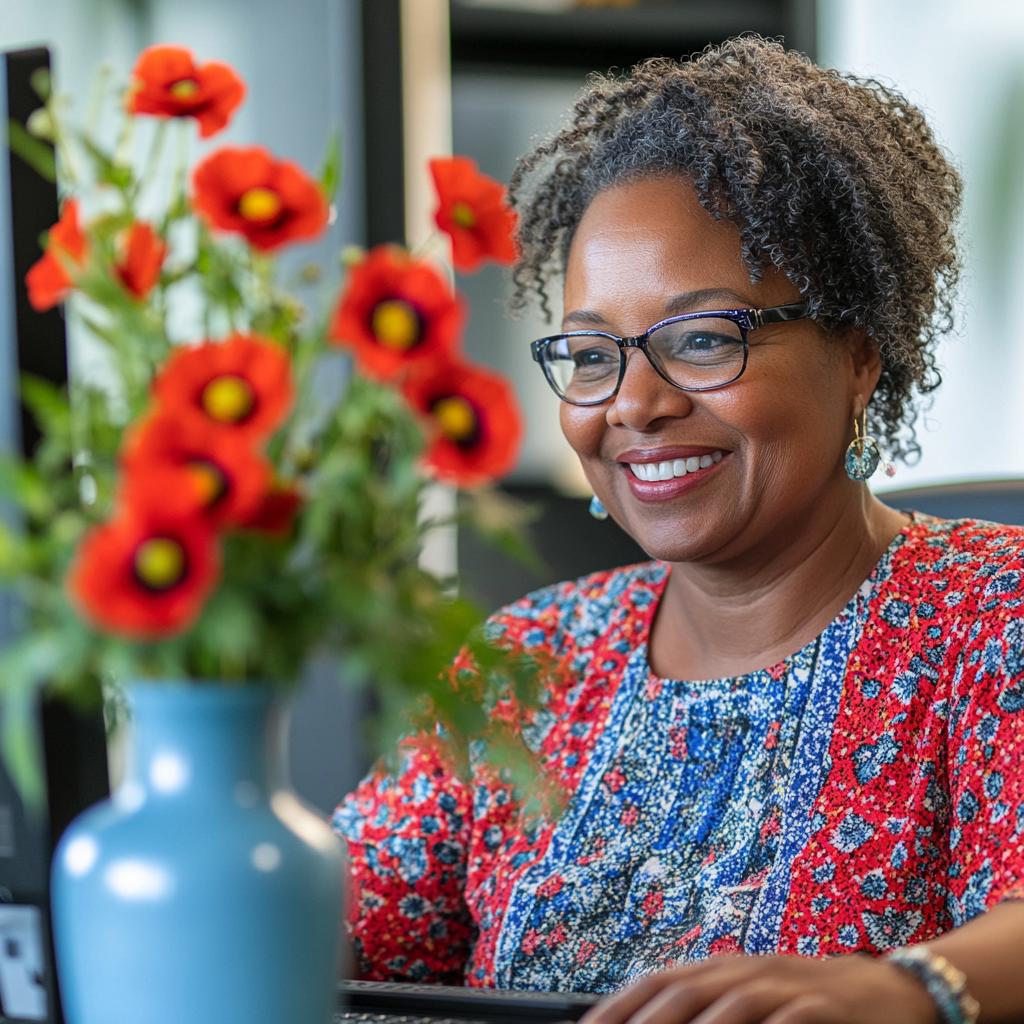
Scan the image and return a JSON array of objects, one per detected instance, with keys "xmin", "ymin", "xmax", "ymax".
[
  {"xmin": 559, "ymin": 403, "xmax": 606, "ymax": 458},
  {"xmin": 719, "ymin": 344, "xmax": 849, "ymax": 473}
]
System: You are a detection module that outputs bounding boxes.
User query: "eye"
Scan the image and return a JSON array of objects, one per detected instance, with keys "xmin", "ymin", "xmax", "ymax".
[
  {"xmin": 650, "ymin": 318, "xmax": 744, "ymax": 365},
  {"xmin": 678, "ymin": 331, "xmax": 733, "ymax": 354},
  {"xmin": 573, "ymin": 346, "xmax": 617, "ymax": 367}
]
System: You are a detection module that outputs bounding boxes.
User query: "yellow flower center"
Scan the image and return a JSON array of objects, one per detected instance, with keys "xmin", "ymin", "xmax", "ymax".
[
  {"xmin": 371, "ymin": 299, "xmax": 420, "ymax": 351},
  {"xmin": 433, "ymin": 395, "xmax": 477, "ymax": 443},
  {"xmin": 187, "ymin": 461, "xmax": 227, "ymax": 506},
  {"xmin": 238, "ymin": 187, "xmax": 283, "ymax": 223},
  {"xmin": 451, "ymin": 201, "xmax": 477, "ymax": 229},
  {"xmin": 134, "ymin": 537, "xmax": 186, "ymax": 591},
  {"xmin": 169, "ymin": 78, "xmax": 200, "ymax": 100},
  {"xmin": 201, "ymin": 375, "xmax": 255, "ymax": 424}
]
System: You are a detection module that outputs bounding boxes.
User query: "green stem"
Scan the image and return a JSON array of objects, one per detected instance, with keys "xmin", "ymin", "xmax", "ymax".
[
  {"xmin": 85, "ymin": 64, "xmax": 112, "ymax": 141},
  {"xmin": 133, "ymin": 118, "xmax": 168, "ymax": 206},
  {"xmin": 47, "ymin": 97, "xmax": 80, "ymax": 186}
]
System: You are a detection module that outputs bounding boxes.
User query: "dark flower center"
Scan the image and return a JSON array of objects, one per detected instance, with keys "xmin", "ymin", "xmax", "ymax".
[
  {"xmin": 169, "ymin": 78, "xmax": 200, "ymax": 100},
  {"xmin": 237, "ymin": 188, "xmax": 284, "ymax": 224},
  {"xmin": 133, "ymin": 537, "xmax": 187, "ymax": 591},
  {"xmin": 201, "ymin": 375, "xmax": 255, "ymax": 423},
  {"xmin": 432, "ymin": 395, "xmax": 479, "ymax": 446},
  {"xmin": 451, "ymin": 201, "xmax": 477, "ymax": 229},
  {"xmin": 187, "ymin": 460, "xmax": 228, "ymax": 506},
  {"xmin": 371, "ymin": 299, "xmax": 421, "ymax": 351}
]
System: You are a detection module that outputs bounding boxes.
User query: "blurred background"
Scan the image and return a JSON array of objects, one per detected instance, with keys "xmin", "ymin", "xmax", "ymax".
[{"xmin": 1, "ymin": 0, "xmax": 1021, "ymax": 812}]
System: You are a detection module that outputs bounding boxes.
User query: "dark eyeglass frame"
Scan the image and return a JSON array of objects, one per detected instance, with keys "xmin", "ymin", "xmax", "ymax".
[{"xmin": 529, "ymin": 301, "xmax": 811, "ymax": 406}]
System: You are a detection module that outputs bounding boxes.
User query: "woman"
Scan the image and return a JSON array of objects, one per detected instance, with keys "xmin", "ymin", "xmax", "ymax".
[{"xmin": 335, "ymin": 38, "xmax": 1024, "ymax": 1023}]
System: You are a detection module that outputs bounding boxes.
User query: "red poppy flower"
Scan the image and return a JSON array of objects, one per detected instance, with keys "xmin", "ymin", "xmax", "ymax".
[
  {"xmin": 330, "ymin": 246, "xmax": 464, "ymax": 381},
  {"xmin": 66, "ymin": 494, "xmax": 221, "ymax": 640},
  {"xmin": 429, "ymin": 156, "xmax": 517, "ymax": 272},
  {"xmin": 191, "ymin": 146, "xmax": 328, "ymax": 252},
  {"xmin": 402, "ymin": 359, "xmax": 523, "ymax": 486},
  {"xmin": 25, "ymin": 198, "xmax": 88, "ymax": 312},
  {"xmin": 128, "ymin": 45, "xmax": 246, "ymax": 139},
  {"xmin": 115, "ymin": 222, "xmax": 167, "ymax": 300},
  {"xmin": 121, "ymin": 413, "xmax": 271, "ymax": 528},
  {"xmin": 239, "ymin": 484, "xmax": 303, "ymax": 536},
  {"xmin": 152, "ymin": 334, "xmax": 294, "ymax": 442}
]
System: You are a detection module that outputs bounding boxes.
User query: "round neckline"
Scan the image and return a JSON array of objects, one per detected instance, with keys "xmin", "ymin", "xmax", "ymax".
[{"xmin": 642, "ymin": 512, "xmax": 920, "ymax": 687}]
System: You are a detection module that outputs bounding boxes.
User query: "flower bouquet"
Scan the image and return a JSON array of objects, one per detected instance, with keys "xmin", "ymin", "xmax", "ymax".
[{"xmin": 2, "ymin": 45, "xmax": 544, "ymax": 1023}]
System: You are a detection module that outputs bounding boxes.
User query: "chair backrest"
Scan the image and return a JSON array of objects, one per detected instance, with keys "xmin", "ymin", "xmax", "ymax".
[{"xmin": 877, "ymin": 479, "xmax": 1024, "ymax": 526}]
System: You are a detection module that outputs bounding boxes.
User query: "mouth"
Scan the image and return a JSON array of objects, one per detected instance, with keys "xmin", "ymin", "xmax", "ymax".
[{"xmin": 616, "ymin": 447, "xmax": 729, "ymax": 502}]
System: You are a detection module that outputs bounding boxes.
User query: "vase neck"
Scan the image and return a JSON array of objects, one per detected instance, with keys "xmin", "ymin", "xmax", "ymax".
[{"xmin": 122, "ymin": 684, "xmax": 281, "ymax": 804}]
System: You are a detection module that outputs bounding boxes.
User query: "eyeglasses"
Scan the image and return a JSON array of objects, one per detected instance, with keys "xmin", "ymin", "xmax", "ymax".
[{"xmin": 530, "ymin": 301, "xmax": 810, "ymax": 406}]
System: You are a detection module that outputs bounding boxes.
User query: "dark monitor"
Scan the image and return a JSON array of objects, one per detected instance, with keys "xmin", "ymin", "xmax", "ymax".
[{"xmin": 0, "ymin": 46, "xmax": 110, "ymax": 1023}]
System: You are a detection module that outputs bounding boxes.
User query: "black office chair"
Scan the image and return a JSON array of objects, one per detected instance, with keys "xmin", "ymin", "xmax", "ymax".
[{"xmin": 878, "ymin": 479, "xmax": 1024, "ymax": 526}]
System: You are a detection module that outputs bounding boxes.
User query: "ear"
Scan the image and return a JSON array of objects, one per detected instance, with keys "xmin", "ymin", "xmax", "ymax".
[{"xmin": 846, "ymin": 327, "xmax": 882, "ymax": 412}]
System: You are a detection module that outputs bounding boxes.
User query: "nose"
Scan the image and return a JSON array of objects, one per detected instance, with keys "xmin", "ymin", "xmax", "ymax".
[{"xmin": 607, "ymin": 348, "xmax": 694, "ymax": 430}]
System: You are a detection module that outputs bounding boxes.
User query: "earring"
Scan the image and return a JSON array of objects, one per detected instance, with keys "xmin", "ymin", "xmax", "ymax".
[
  {"xmin": 845, "ymin": 410, "xmax": 895, "ymax": 481},
  {"xmin": 589, "ymin": 495, "xmax": 609, "ymax": 520}
]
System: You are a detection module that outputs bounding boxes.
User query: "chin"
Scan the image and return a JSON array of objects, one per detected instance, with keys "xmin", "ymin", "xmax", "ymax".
[{"xmin": 616, "ymin": 511, "xmax": 728, "ymax": 564}]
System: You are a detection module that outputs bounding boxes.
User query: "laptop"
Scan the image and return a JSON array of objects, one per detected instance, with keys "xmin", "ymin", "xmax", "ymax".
[{"xmin": 337, "ymin": 980, "xmax": 601, "ymax": 1024}]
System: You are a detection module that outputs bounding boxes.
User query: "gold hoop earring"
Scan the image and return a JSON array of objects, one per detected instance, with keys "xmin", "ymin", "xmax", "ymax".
[{"xmin": 845, "ymin": 410, "xmax": 894, "ymax": 481}]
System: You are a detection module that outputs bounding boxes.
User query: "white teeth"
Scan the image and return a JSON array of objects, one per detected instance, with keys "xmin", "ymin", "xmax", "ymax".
[{"xmin": 628, "ymin": 451, "xmax": 726, "ymax": 481}]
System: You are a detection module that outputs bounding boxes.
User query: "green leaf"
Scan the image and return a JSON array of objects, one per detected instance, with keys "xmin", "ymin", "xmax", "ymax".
[
  {"xmin": 6, "ymin": 119, "xmax": 55, "ymax": 182},
  {"xmin": 29, "ymin": 68, "xmax": 50, "ymax": 103},
  {"xmin": 0, "ymin": 632, "xmax": 66, "ymax": 808},
  {"xmin": 319, "ymin": 130, "xmax": 343, "ymax": 202},
  {"xmin": 79, "ymin": 134, "xmax": 133, "ymax": 191}
]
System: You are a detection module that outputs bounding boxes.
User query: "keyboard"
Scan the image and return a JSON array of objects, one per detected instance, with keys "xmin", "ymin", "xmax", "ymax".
[{"xmin": 337, "ymin": 980, "xmax": 601, "ymax": 1024}]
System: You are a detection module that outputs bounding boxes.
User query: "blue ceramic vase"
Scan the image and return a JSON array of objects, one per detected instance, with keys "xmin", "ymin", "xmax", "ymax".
[{"xmin": 51, "ymin": 683, "xmax": 344, "ymax": 1024}]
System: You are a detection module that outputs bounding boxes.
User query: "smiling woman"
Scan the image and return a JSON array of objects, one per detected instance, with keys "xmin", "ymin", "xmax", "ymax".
[{"xmin": 333, "ymin": 37, "xmax": 1024, "ymax": 1024}]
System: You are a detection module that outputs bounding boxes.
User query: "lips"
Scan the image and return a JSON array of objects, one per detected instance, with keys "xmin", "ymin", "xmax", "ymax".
[
  {"xmin": 616, "ymin": 446, "xmax": 730, "ymax": 503},
  {"xmin": 627, "ymin": 450, "xmax": 724, "ymax": 481}
]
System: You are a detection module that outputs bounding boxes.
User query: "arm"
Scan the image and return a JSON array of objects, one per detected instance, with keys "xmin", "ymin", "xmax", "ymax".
[
  {"xmin": 580, "ymin": 900, "xmax": 1024, "ymax": 1024},
  {"xmin": 332, "ymin": 740, "xmax": 475, "ymax": 984}
]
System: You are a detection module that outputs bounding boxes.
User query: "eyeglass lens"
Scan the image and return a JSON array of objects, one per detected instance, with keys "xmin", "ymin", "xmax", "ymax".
[{"xmin": 542, "ymin": 316, "xmax": 745, "ymax": 403}]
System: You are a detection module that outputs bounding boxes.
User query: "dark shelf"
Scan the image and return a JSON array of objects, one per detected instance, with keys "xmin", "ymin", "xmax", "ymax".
[{"xmin": 450, "ymin": 0, "xmax": 790, "ymax": 73}]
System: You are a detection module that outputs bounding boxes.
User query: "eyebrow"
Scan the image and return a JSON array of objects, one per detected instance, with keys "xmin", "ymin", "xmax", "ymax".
[{"xmin": 562, "ymin": 288, "xmax": 753, "ymax": 330}]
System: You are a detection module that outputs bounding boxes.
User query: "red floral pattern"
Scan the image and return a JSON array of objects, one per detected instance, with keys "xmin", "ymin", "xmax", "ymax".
[{"xmin": 334, "ymin": 517, "xmax": 1024, "ymax": 988}]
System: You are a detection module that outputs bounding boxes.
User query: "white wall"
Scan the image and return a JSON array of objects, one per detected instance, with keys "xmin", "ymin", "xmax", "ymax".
[{"xmin": 821, "ymin": 0, "xmax": 1024, "ymax": 492}]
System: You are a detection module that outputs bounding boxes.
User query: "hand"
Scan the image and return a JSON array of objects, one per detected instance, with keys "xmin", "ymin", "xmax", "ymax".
[{"xmin": 580, "ymin": 953, "xmax": 940, "ymax": 1024}]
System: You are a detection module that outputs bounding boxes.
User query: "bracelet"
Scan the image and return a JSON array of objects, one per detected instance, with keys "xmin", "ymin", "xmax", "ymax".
[{"xmin": 885, "ymin": 945, "xmax": 981, "ymax": 1024}]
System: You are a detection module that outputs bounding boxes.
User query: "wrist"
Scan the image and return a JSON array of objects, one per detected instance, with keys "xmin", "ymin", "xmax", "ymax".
[{"xmin": 885, "ymin": 945, "xmax": 980, "ymax": 1024}]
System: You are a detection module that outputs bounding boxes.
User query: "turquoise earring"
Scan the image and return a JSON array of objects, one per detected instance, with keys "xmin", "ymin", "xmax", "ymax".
[
  {"xmin": 845, "ymin": 410, "xmax": 895, "ymax": 481},
  {"xmin": 589, "ymin": 495, "xmax": 609, "ymax": 520}
]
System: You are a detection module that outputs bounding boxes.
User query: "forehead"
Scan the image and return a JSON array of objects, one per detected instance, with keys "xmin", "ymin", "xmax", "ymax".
[{"xmin": 564, "ymin": 176, "xmax": 752, "ymax": 318}]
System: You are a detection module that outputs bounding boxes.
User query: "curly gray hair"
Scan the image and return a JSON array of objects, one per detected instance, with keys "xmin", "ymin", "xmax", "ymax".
[{"xmin": 508, "ymin": 36, "xmax": 963, "ymax": 460}]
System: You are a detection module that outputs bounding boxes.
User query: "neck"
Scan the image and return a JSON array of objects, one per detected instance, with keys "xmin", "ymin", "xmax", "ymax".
[{"xmin": 648, "ymin": 481, "xmax": 909, "ymax": 681}]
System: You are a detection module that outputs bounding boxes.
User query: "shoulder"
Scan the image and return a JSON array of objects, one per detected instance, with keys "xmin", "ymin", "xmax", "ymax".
[
  {"xmin": 872, "ymin": 515, "xmax": 1024, "ymax": 704},
  {"xmin": 482, "ymin": 560, "xmax": 668, "ymax": 658},
  {"xmin": 884, "ymin": 515, "xmax": 1024, "ymax": 606}
]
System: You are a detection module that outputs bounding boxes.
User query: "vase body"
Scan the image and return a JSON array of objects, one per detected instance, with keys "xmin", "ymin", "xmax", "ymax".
[{"xmin": 51, "ymin": 683, "xmax": 344, "ymax": 1024}]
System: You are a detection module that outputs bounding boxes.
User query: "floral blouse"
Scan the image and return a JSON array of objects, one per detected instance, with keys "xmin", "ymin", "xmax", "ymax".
[{"xmin": 333, "ymin": 517, "xmax": 1024, "ymax": 991}]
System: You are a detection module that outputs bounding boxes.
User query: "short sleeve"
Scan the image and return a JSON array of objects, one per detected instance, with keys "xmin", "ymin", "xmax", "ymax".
[
  {"xmin": 946, "ymin": 610, "xmax": 1024, "ymax": 921},
  {"xmin": 332, "ymin": 741, "xmax": 474, "ymax": 983}
]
